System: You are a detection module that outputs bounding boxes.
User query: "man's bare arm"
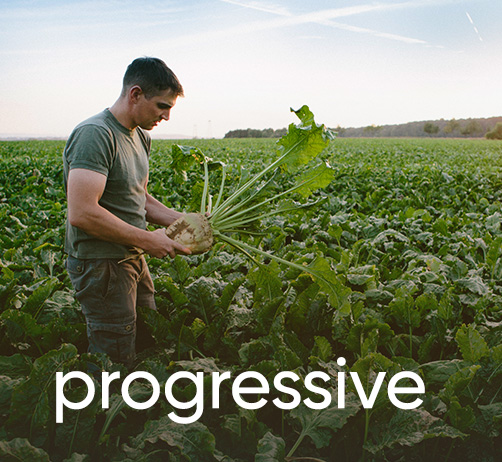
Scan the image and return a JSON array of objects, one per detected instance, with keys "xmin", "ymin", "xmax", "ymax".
[
  {"xmin": 145, "ymin": 192, "xmax": 184, "ymax": 227},
  {"xmin": 67, "ymin": 168, "xmax": 190, "ymax": 258}
]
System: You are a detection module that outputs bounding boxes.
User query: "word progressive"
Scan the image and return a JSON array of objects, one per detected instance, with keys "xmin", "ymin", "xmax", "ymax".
[{"xmin": 56, "ymin": 360, "xmax": 424, "ymax": 423}]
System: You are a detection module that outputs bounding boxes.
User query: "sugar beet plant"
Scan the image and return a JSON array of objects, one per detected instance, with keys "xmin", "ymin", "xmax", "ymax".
[{"xmin": 166, "ymin": 105, "xmax": 349, "ymax": 310}]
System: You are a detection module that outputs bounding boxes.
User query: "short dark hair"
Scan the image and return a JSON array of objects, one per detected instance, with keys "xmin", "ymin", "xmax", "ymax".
[{"xmin": 122, "ymin": 57, "xmax": 184, "ymax": 98}]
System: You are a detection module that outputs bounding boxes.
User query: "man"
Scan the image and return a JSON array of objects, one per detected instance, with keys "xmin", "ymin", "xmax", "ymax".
[{"xmin": 63, "ymin": 57, "xmax": 191, "ymax": 369}]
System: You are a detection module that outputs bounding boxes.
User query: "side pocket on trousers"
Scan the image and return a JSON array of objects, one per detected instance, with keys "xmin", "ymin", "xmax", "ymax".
[{"xmin": 66, "ymin": 256, "xmax": 86, "ymax": 296}]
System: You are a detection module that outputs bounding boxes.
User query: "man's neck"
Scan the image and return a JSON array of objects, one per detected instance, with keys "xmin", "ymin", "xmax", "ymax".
[{"xmin": 109, "ymin": 99, "xmax": 135, "ymax": 130}]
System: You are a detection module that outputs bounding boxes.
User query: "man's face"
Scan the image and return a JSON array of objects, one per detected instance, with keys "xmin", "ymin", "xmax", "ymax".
[{"xmin": 133, "ymin": 88, "xmax": 178, "ymax": 130}]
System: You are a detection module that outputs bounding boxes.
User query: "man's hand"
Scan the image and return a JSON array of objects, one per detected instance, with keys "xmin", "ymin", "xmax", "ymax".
[{"xmin": 144, "ymin": 228, "xmax": 192, "ymax": 258}]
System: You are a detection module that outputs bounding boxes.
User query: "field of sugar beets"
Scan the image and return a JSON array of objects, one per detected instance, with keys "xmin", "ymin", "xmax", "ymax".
[{"xmin": 0, "ymin": 134, "xmax": 501, "ymax": 461}]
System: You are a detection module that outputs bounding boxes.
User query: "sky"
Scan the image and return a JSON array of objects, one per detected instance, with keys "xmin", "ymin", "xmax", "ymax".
[{"xmin": 0, "ymin": 0, "xmax": 500, "ymax": 139}]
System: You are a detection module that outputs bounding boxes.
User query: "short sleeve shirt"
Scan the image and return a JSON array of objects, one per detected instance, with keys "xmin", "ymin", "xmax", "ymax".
[{"xmin": 63, "ymin": 109, "xmax": 151, "ymax": 259}]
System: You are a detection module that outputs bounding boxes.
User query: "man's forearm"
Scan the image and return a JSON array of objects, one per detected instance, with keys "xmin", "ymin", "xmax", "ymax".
[
  {"xmin": 70, "ymin": 203, "xmax": 190, "ymax": 258},
  {"xmin": 69, "ymin": 202, "xmax": 152, "ymax": 250},
  {"xmin": 145, "ymin": 193, "xmax": 183, "ymax": 227}
]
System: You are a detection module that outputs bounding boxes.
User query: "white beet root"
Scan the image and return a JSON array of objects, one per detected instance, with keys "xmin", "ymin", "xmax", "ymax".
[{"xmin": 166, "ymin": 213, "xmax": 213, "ymax": 254}]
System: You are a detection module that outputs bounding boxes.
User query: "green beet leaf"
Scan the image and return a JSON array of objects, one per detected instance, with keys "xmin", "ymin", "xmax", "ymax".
[
  {"xmin": 255, "ymin": 432, "xmax": 285, "ymax": 462},
  {"xmin": 439, "ymin": 364, "xmax": 481, "ymax": 405},
  {"xmin": 455, "ymin": 324, "xmax": 490, "ymax": 363},
  {"xmin": 456, "ymin": 276, "xmax": 490, "ymax": 296},
  {"xmin": 0, "ymin": 309, "xmax": 45, "ymax": 353},
  {"xmin": 170, "ymin": 144, "xmax": 205, "ymax": 184},
  {"xmin": 0, "ymin": 375, "xmax": 22, "ymax": 417},
  {"xmin": 364, "ymin": 408, "xmax": 466, "ymax": 454},
  {"xmin": 131, "ymin": 417, "xmax": 216, "ymax": 460},
  {"xmin": 7, "ymin": 344, "xmax": 79, "ymax": 446},
  {"xmin": 54, "ymin": 385, "xmax": 100, "ymax": 461},
  {"xmin": 306, "ymin": 256, "xmax": 351, "ymax": 312},
  {"xmin": 0, "ymin": 437, "xmax": 51, "ymax": 461},
  {"xmin": 420, "ymin": 359, "xmax": 467, "ymax": 389},
  {"xmin": 346, "ymin": 320, "xmax": 395, "ymax": 357},
  {"xmin": 184, "ymin": 276, "xmax": 224, "ymax": 325},
  {"xmin": 0, "ymin": 354, "xmax": 32, "ymax": 378},
  {"xmin": 288, "ymin": 390, "xmax": 360, "ymax": 457},
  {"xmin": 248, "ymin": 262, "xmax": 283, "ymax": 304},
  {"xmin": 276, "ymin": 106, "xmax": 335, "ymax": 174},
  {"xmin": 312, "ymin": 336, "xmax": 333, "ymax": 363},
  {"xmin": 492, "ymin": 344, "xmax": 502, "ymax": 365},
  {"xmin": 475, "ymin": 403, "xmax": 502, "ymax": 438},
  {"xmin": 153, "ymin": 275, "xmax": 189, "ymax": 308},
  {"xmin": 349, "ymin": 353, "xmax": 396, "ymax": 403},
  {"xmin": 292, "ymin": 160, "xmax": 335, "ymax": 198},
  {"xmin": 447, "ymin": 398, "xmax": 477, "ymax": 432},
  {"xmin": 486, "ymin": 236, "xmax": 502, "ymax": 279},
  {"xmin": 22, "ymin": 276, "xmax": 62, "ymax": 318},
  {"xmin": 99, "ymin": 382, "xmax": 155, "ymax": 443}
]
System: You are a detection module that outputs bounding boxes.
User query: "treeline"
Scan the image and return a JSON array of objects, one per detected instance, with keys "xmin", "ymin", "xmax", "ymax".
[
  {"xmin": 224, "ymin": 117, "xmax": 502, "ymax": 139},
  {"xmin": 224, "ymin": 127, "xmax": 287, "ymax": 138},
  {"xmin": 338, "ymin": 116, "xmax": 502, "ymax": 138}
]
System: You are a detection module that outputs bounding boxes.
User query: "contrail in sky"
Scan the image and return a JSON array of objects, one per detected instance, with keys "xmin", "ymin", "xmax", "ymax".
[
  {"xmin": 466, "ymin": 12, "xmax": 483, "ymax": 42},
  {"xmin": 220, "ymin": 0, "xmax": 430, "ymax": 45}
]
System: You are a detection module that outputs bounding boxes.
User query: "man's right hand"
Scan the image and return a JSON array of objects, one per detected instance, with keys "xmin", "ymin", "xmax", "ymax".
[{"xmin": 145, "ymin": 228, "xmax": 192, "ymax": 259}]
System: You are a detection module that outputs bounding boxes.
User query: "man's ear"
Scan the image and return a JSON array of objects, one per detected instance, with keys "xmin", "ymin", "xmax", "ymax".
[{"xmin": 128, "ymin": 85, "xmax": 143, "ymax": 103}]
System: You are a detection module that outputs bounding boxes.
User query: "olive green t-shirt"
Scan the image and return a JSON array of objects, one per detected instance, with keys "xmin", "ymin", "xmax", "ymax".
[{"xmin": 63, "ymin": 109, "xmax": 151, "ymax": 259}]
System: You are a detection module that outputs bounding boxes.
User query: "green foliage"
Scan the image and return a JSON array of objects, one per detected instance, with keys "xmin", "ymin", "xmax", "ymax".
[
  {"xmin": 486, "ymin": 122, "xmax": 502, "ymax": 140},
  {"xmin": 1, "ymin": 136, "xmax": 502, "ymax": 461},
  {"xmin": 423, "ymin": 122, "xmax": 440, "ymax": 135},
  {"xmin": 224, "ymin": 127, "xmax": 288, "ymax": 139},
  {"xmin": 130, "ymin": 418, "xmax": 216, "ymax": 460},
  {"xmin": 0, "ymin": 437, "xmax": 51, "ymax": 461},
  {"xmin": 255, "ymin": 432, "xmax": 285, "ymax": 461}
]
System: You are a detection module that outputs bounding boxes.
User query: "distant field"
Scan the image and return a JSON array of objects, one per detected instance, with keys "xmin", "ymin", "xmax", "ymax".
[{"xmin": 1, "ymin": 137, "xmax": 501, "ymax": 461}]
